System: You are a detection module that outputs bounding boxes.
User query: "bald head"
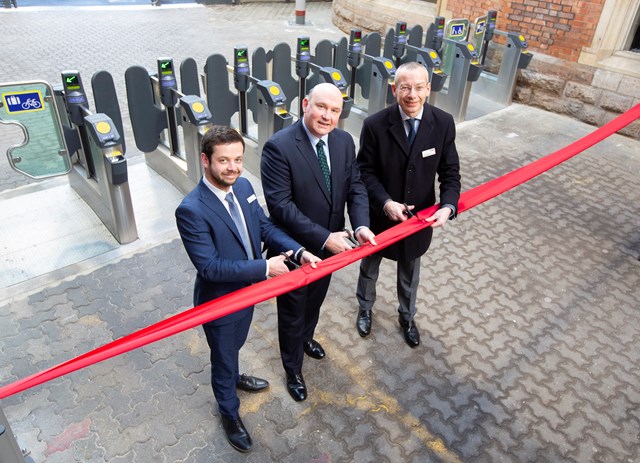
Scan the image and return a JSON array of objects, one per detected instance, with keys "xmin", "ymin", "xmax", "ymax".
[{"xmin": 302, "ymin": 83, "xmax": 344, "ymax": 138}]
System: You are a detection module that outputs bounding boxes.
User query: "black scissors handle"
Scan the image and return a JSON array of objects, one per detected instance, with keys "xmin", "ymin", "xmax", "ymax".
[
  {"xmin": 280, "ymin": 251, "xmax": 300, "ymax": 269},
  {"xmin": 402, "ymin": 203, "xmax": 414, "ymax": 218},
  {"xmin": 343, "ymin": 229, "xmax": 359, "ymax": 248}
]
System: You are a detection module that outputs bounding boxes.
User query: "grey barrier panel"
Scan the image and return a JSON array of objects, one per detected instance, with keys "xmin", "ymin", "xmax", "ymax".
[
  {"xmin": 204, "ymin": 54, "xmax": 238, "ymax": 126},
  {"xmin": 308, "ymin": 39, "xmax": 334, "ymax": 91},
  {"xmin": 334, "ymin": 37, "xmax": 350, "ymax": 87},
  {"xmin": 92, "ymin": 70, "xmax": 126, "ymax": 153},
  {"xmin": 383, "ymin": 28, "xmax": 397, "ymax": 104},
  {"xmin": 0, "ymin": 81, "xmax": 71, "ymax": 178},
  {"xmin": 125, "ymin": 65, "xmax": 166, "ymax": 153},
  {"xmin": 356, "ymin": 32, "xmax": 381, "ymax": 100},
  {"xmin": 403, "ymin": 25, "xmax": 424, "ymax": 64},
  {"xmin": 248, "ymin": 47, "xmax": 268, "ymax": 124},
  {"xmin": 180, "ymin": 57, "xmax": 201, "ymax": 97},
  {"xmin": 272, "ymin": 42, "xmax": 298, "ymax": 112}
]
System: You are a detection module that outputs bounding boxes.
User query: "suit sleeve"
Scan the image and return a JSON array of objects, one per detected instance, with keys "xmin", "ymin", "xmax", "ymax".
[
  {"xmin": 357, "ymin": 118, "xmax": 391, "ymax": 213},
  {"xmin": 176, "ymin": 202, "xmax": 267, "ymax": 284},
  {"xmin": 436, "ymin": 115, "xmax": 461, "ymax": 215},
  {"xmin": 261, "ymin": 138, "xmax": 331, "ymax": 251},
  {"xmin": 344, "ymin": 135, "xmax": 371, "ymax": 230}
]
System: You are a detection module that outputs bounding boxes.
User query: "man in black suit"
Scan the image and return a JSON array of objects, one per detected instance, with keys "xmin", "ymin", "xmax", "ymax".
[
  {"xmin": 355, "ymin": 61, "xmax": 461, "ymax": 347},
  {"xmin": 261, "ymin": 83, "xmax": 376, "ymax": 402},
  {"xmin": 176, "ymin": 126, "xmax": 320, "ymax": 452}
]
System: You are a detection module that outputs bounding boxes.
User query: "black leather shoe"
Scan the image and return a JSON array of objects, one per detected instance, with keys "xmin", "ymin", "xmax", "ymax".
[
  {"xmin": 356, "ymin": 309, "xmax": 372, "ymax": 337},
  {"xmin": 237, "ymin": 374, "xmax": 269, "ymax": 392},
  {"xmin": 398, "ymin": 316, "xmax": 420, "ymax": 347},
  {"xmin": 220, "ymin": 415, "xmax": 252, "ymax": 452},
  {"xmin": 303, "ymin": 339, "xmax": 325, "ymax": 359},
  {"xmin": 286, "ymin": 373, "xmax": 307, "ymax": 402}
]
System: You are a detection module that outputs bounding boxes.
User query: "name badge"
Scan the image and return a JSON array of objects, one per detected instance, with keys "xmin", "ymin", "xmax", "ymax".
[
  {"xmin": 247, "ymin": 194, "xmax": 257, "ymax": 204},
  {"xmin": 422, "ymin": 148, "xmax": 436, "ymax": 158}
]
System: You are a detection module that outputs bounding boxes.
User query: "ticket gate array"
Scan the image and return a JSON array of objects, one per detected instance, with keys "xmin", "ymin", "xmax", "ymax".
[
  {"xmin": 0, "ymin": 72, "xmax": 138, "ymax": 245},
  {"xmin": 392, "ymin": 21, "xmax": 447, "ymax": 95},
  {"xmin": 469, "ymin": 10, "xmax": 534, "ymax": 106},
  {"xmin": 125, "ymin": 57, "xmax": 213, "ymax": 195}
]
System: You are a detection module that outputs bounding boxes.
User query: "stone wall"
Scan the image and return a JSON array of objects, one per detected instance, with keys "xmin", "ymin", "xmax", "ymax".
[
  {"xmin": 513, "ymin": 52, "xmax": 640, "ymax": 139},
  {"xmin": 332, "ymin": 0, "xmax": 436, "ymax": 34}
]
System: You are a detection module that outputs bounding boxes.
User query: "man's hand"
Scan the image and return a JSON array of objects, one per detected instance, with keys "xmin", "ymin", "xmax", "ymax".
[
  {"xmin": 325, "ymin": 231, "xmax": 356, "ymax": 254},
  {"xmin": 267, "ymin": 252, "xmax": 291, "ymax": 277},
  {"xmin": 383, "ymin": 200, "xmax": 415, "ymax": 222},
  {"xmin": 300, "ymin": 251, "xmax": 321, "ymax": 268},
  {"xmin": 355, "ymin": 226, "xmax": 377, "ymax": 246},
  {"xmin": 426, "ymin": 207, "xmax": 452, "ymax": 228}
]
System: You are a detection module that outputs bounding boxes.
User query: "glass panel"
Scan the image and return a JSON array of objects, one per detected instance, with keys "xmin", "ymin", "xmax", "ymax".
[{"xmin": 0, "ymin": 81, "xmax": 71, "ymax": 178}]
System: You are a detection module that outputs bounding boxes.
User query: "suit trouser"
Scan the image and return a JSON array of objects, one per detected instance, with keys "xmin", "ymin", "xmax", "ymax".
[
  {"xmin": 277, "ymin": 274, "xmax": 332, "ymax": 375},
  {"xmin": 356, "ymin": 253, "xmax": 421, "ymax": 321},
  {"xmin": 202, "ymin": 308, "xmax": 253, "ymax": 419}
]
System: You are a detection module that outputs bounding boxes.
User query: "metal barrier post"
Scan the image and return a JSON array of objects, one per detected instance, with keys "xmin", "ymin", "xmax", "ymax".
[
  {"xmin": 0, "ymin": 407, "xmax": 28, "ymax": 463},
  {"xmin": 295, "ymin": 0, "xmax": 305, "ymax": 25}
]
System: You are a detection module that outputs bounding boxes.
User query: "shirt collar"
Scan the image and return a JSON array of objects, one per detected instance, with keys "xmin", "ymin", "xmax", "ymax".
[
  {"xmin": 301, "ymin": 118, "xmax": 329, "ymax": 149},
  {"xmin": 398, "ymin": 106, "xmax": 424, "ymax": 122},
  {"xmin": 202, "ymin": 175, "xmax": 233, "ymax": 204}
]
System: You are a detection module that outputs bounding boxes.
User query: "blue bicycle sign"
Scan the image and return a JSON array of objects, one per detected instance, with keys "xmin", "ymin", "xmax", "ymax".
[{"xmin": 2, "ymin": 90, "xmax": 45, "ymax": 114}]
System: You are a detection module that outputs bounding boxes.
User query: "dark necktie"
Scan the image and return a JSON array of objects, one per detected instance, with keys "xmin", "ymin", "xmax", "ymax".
[
  {"xmin": 407, "ymin": 118, "xmax": 417, "ymax": 146},
  {"xmin": 316, "ymin": 139, "xmax": 331, "ymax": 193},
  {"xmin": 225, "ymin": 192, "xmax": 253, "ymax": 259}
]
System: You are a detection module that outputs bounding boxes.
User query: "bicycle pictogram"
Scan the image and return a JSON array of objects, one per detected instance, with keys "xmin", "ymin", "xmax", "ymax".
[{"xmin": 21, "ymin": 98, "xmax": 42, "ymax": 110}]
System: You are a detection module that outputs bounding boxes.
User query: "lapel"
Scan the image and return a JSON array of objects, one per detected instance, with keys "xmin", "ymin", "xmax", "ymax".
[
  {"xmin": 234, "ymin": 180, "xmax": 260, "ymax": 257},
  {"xmin": 196, "ymin": 180, "xmax": 257, "ymax": 257},
  {"xmin": 388, "ymin": 104, "xmax": 410, "ymax": 158},
  {"xmin": 410, "ymin": 104, "xmax": 436, "ymax": 157},
  {"xmin": 295, "ymin": 122, "xmax": 331, "ymax": 203}
]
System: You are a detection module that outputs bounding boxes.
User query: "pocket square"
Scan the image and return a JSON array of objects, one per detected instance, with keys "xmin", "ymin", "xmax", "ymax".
[{"xmin": 422, "ymin": 148, "xmax": 436, "ymax": 158}]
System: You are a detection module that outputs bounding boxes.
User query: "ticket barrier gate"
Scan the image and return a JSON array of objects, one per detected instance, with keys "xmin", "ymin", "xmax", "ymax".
[
  {"xmin": 0, "ymin": 75, "xmax": 137, "ymax": 245},
  {"xmin": 341, "ymin": 29, "xmax": 396, "ymax": 136},
  {"xmin": 430, "ymin": 18, "xmax": 482, "ymax": 122},
  {"xmin": 470, "ymin": 10, "xmax": 534, "ymax": 106},
  {"xmin": 125, "ymin": 57, "xmax": 213, "ymax": 195},
  {"xmin": 293, "ymin": 36, "xmax": 353, "ymax": 121},
  {"xmin": 391, "ymin": 21, "xmax": 447, "ymax": 95}
]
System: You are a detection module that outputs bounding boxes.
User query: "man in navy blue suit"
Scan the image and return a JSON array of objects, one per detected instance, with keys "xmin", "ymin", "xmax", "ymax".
[
  {"xmin": 261, "ymin": 83, "xmax": 377, "ymax": 402},
  {"xmin": 176, "ymin": 126, "xmax": 320, "ymax": 452}
]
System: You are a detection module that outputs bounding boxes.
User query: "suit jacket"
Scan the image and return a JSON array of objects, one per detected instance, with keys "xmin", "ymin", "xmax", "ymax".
[
  {"xmin": 261, "ymin": 121, "xmax": 370, "ymax": 256},
  {"xmin": 175, "ymin": 177, "xmax": 301, "ymax": 325},
  {"xmin": 358, "ymin": 103, "xmax": 461, "ymax": 261}
]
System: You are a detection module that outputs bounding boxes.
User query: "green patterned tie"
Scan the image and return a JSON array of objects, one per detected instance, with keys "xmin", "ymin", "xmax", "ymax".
[{"xmin": 316, "ymin": 139, "xmax": 331, "ymax": 193}]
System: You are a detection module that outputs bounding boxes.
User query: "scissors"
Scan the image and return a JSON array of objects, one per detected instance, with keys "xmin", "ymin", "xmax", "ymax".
[
  {"xmin": 280, "ymin": 251, "xmax": 301, "ymax": 269},
  {"xmin": 342, "ymin": 228, "xmax": 359, "ymax": 248},
  {"xmin": 402, "ymin": 203, "xmax": 414, "ymax": 218}
]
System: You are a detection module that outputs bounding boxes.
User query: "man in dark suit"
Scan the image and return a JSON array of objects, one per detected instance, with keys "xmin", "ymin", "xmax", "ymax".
[
  {"xmin": 176, "ymin": 126, "xmax": 320, "ymax": 452},
  {"xmin": 261, "ymin": 83, "xmax": 376, "ymax": 402},
  {"xmin": 355, "ymin": 61, "xmax": 461, "ymax": 347}
]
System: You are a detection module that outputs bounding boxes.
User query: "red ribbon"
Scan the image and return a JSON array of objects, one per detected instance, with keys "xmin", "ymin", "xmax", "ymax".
[{"xmin": 1, "ymin": 103, "xmax": 638, "ymax": 400}]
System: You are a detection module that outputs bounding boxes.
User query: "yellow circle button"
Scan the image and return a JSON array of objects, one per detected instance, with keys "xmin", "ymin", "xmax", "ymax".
[
  {"xmin": 269, "ymin": 86, "xmax": 281, "ymax": 96},
  {"xmin": 520, "ymin": 35, "xmax": 525, "ymax": 42},
  {"xmin": 468, "ymin": 44, "xmax": 475, "ymax": 52},
  {"xmin": 430, "ymin": 51, "xmax": 438, "ymax": 59},
  {"xmin": 384, "ymin": 60, "xmax": 393, "ymax": 70},
  {"xmin": 192, "ymin": 102, "xmax": 205, "ymax": 113},
  {"xmin": 332, "ymin": 71, "xmax": 342, "ymax": 81},
  {"xmin": 96, "ymin": 121, "xmax": 111, "ymax": 134}
]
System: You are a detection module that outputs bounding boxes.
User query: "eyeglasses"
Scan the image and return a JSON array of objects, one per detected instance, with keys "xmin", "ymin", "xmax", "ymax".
[{"xmin": 396, "ymin": 84, "xmax": 429, "ymax": 94}]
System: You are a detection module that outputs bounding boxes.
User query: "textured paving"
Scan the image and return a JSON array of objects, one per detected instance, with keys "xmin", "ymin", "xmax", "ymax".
[{"xmin": 1, "ymin": 2, "xmax": 640, "ymax": 463}]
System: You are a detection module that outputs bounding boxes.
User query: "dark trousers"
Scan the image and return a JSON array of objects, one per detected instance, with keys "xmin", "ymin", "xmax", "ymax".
[
  {"xmin": 277, "ymin": 274, "xmax": 332, "ymax": 375},
  {"xmin": 202, "ymin": 307, "xmax": 253, "ymax": 419},
  {"xmin": 356, "ymin": 254, "xmax": 421, "ymax": 321}
]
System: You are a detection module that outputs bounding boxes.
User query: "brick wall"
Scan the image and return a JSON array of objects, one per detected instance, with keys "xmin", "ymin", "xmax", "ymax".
[{"xmin": 332, "ymin": 0, "xmax": 639, "ymax": 139}]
